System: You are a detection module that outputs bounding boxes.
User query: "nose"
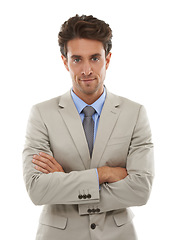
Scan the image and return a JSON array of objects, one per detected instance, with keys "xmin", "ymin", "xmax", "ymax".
[{"xmin": 81, "ymin": 61, "xmax": 93, "ymax": 76}]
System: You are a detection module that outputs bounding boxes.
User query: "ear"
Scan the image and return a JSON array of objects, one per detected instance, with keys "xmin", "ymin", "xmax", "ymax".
[
  {"xmin": 105, "ymin": 52, "xmax": 112, "ymax": 70},
  {"xmin": 61, "ymin": 55, "xmax": 69, "ymax": 71}
]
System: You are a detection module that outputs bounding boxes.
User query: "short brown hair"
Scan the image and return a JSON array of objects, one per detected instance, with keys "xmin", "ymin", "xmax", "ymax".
[{"xmin": 58, "ymin": 14, "xmax": 112, "ymax": 58}]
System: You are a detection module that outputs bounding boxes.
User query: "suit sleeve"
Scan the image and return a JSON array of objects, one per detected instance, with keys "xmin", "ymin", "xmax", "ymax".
[
  {"xmin": 78, "ymin": 105, "xmax": 154, "ymax": 215},
  {"xmin": 23, "ymin": 105, "xmax": 100, "ymax": 205}
]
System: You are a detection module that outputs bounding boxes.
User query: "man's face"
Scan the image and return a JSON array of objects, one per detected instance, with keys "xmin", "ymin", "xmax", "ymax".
[{"xmin": 62, "ymin": 38, "xmax": 111, "ymax": 101}]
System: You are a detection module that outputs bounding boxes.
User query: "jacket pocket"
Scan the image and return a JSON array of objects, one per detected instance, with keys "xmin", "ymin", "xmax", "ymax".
[
  {"xmin": 113, "ymin": 209, "xmax": 134, "ymax": 227},
  {"xmin": 39, "ymin": 211, "xmax": 68, "ymax": 229}
]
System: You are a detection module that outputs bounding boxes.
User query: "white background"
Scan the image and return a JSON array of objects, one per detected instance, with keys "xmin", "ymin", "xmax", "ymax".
[{"xmin": 1, "ymin": 0, "xmax": 178, "ymax": 239}]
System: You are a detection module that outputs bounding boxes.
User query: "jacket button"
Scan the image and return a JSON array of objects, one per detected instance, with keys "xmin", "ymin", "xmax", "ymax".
[
  {"xmin": 91, "ymin": 223, "xmax": 96, "ymax": 229},
  {"xmin": 78, "ymin": 194, "xmax": 83, "ymax": 199},
  {"xmin": 83, "ymin": 194, "xmax": 87, "ymax": 199},
  {"xmin": 87, "ymin": 194, "xmax": 91, "ymax": 199},
  {"xmin": 87, "ymin": 209, "xmax": 92, "ymax": 214},
  {"xmin": 96, "ymin": 208, "xmax": 100, "ymax": 213}
]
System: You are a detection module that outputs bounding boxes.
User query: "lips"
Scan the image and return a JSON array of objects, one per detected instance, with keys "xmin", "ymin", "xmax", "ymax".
[{"xmin": 80, "ymin": 78, "xmax": 96, "ymax": 81}]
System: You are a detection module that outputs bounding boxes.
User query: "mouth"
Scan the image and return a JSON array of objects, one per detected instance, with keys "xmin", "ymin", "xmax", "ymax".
[{"xmin": 80, "ymin": 78, "xmax": 96, "ymax": 82}]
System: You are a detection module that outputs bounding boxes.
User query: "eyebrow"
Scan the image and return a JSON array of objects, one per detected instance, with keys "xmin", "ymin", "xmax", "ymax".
[
  {"xmin": 91, "ymin": 53, "xmax": 102, "ymax": 58},
  {"xmin": 70, "ymin": 53, "xmax": 102, "ymax": 59},
  {"xmin": 71, "ymin": 55, "xmax": 82, "ymax": 59}
]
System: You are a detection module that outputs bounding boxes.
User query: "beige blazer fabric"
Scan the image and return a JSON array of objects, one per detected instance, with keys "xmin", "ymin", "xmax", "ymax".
[{"xmin": 23, "ymin": 89, "xmax": 154, "ymax": 240}]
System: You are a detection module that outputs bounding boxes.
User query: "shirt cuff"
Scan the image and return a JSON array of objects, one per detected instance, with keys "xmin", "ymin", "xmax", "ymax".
[{"xmin": 95, "ymin": 168, "xmax": 101, "ymax": 190}]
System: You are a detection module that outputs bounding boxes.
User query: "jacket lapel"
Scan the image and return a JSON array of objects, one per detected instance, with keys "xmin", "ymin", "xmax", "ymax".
[
  {"xmin": 58, "ymin": 90, "xmax": 122, "ymax": 170},
  {"xmin": 91, "ymin": 91, "xmax": 122, "ymax": 168},
  {"xmin": 58, "ymin": 91, "xmax": 91, "ymax": 169}
]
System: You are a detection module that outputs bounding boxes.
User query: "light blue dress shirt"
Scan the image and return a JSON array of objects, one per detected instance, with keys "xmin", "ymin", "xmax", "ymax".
[
  {"xmin": 71, "ymin": 88, "xmax": 106, "ymax": 188},
  {"xmin": 71, "ymin": 88, "xmax": 106, "ymax": 142}
]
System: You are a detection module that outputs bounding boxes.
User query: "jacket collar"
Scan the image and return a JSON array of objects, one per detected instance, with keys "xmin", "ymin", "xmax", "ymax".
[{"xmin": 58, "ymin": 88, "xmax": 122, "ymax": 168}]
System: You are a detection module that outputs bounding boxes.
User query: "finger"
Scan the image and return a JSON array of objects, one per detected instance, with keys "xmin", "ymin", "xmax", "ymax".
[
  {"xmin": 33, "ymin": 155, "xmax": 54, "ymax": 169},
  {"xmin": 34, "ymin": 165, "xmax": 49, "ymax": 174},
  {"xmin": 38, "ymin": 152, "xmax": 63, "ymax": 170},
  {"xmin": 33, "ymin": 153, "xmax": 64, "ymax": 173},
  {"xmin": 39, "ymin": 152, "xmax": 55, "ymax": 163},
  {"xmin": 32, "ymin": 159, "xmax": 53, "ymax": 172}
]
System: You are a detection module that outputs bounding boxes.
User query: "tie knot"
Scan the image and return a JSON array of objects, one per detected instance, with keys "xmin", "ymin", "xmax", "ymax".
[{"xmin": 82, "ymin": 106, "xmax": 95, "ymax": 117}]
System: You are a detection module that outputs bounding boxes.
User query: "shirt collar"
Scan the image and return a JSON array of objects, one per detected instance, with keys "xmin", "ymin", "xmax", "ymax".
[{"xmin": 71, "ymin": 88, "xmax": 106, "ymax": 116}]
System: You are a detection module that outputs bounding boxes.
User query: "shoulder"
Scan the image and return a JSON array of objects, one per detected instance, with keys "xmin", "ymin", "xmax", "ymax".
[
  {"xmin": 33, "ymin": 91, "xmax": 70, "ymax": 111},
  {"xmin": 107, "ymin": 90, "xmax": 142, "ymax": 110},
  {"xmin": 106, "ymin": 91, "xmax": 149, "ymax": 125},
  {"xmin": 34, "ymin": 96, "xmax": 60, "ymax": 111},
  {"xmin": 105, "ymin": 90, "xmax": 147, "ymax": 122},
  {"xmin": 119, "ymin": 96, "xmax": 142, "ymax": 113},
  {"xmin": 29, "ymin": 92, "xmax": 70, "ymax": 121}
]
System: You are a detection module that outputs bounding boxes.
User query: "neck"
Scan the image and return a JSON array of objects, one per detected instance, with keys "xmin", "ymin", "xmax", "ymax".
[{"xmin": 73, "ymin": 87, "xmax": 104, "ymax": 105}]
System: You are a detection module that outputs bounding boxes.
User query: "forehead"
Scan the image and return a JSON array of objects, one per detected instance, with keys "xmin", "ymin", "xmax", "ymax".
[{"xmin": 67, "ymin": 38, "xmax": 105, "ymax": 57}]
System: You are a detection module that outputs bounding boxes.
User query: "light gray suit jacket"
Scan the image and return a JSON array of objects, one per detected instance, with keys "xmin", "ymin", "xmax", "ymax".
[{"xmin": 23, "ymin": 89, "xmax": 154, "ymax": 240}]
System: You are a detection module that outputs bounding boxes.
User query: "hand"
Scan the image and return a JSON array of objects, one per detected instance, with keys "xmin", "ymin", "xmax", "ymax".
[
  {"xmin": 32, "ymin": 152, "xmax": 64, "ymax": 174},
  {"xmin": 97, "ymin": 166, "xmax": 128, "ymax": 185}
]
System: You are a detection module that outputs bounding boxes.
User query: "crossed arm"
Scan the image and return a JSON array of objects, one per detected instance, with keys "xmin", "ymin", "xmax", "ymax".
[
  {"xmin": 32, "ymin": 152, "xmax": 128, "ymax": 184},
  {"xmin": 24, "ymin": 104, "xmax": 154, "ymax": 210}
]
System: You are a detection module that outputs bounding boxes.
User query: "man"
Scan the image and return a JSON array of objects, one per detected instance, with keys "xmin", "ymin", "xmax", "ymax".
[{"xmin": 23, "ymin": 15, "xmax": 154, "ymax": 240}]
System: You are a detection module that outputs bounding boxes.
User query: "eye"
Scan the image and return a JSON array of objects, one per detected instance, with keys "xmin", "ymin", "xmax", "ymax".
[
  {"xmin": 73, "ymin": 58, "xmax": 81, "ymax": 63},
  {"xmin": 91, "ymin": 57, "xmax": 99, "ymax": 62},
  {"xmin": 92, "ymin": 57, "xmax": 99, "ymax": 62}
]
